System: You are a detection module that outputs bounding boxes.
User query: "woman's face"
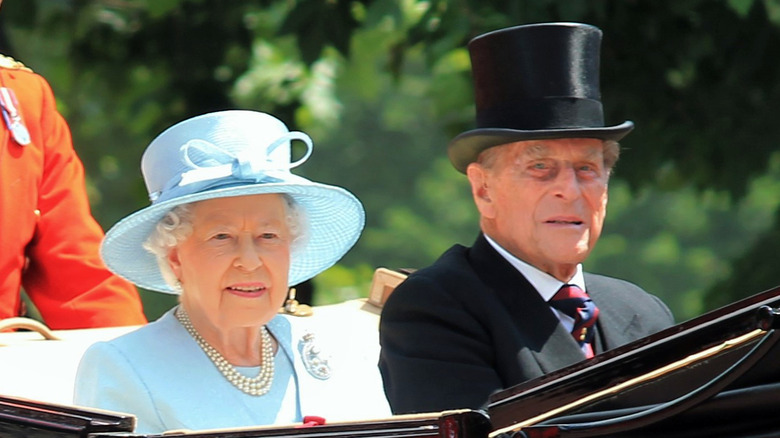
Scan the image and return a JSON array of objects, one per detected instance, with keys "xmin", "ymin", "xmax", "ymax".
[{"xmin": 168, "ymin": 193, "xmax": 292, "ymax": 332}]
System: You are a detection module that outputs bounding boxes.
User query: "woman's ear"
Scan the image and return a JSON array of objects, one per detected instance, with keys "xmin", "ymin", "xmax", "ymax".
[
  {"xmin": 467, "ymin": 162, "xmax": 496, "ymax": 219},
  {"xmin": 167, "ymin": 247, "xmax": 183, "ymax": 280}
]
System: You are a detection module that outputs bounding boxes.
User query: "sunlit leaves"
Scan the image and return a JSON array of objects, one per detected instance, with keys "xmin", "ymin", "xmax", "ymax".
[{"xmin": 6, "ymin": 0, "xmax": 780, "ymax": 321}]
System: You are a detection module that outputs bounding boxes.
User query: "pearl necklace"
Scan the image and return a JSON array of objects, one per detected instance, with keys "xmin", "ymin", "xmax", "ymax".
[{"xmin": 175, "ymin": 307, "xmax": 275, "ymax": 396}]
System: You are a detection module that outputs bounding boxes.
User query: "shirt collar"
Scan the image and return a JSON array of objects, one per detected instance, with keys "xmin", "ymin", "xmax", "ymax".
[{"xmin": 483, "ymin": 233, "xmax": 586, "ymax": 301}]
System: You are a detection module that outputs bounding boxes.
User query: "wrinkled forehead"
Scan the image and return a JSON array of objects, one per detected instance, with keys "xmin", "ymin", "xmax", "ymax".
[
  {"xmin": 518, "ymin": 138, "xmax": 605, "ymax": 158},
  {"xmin": 483, "ymin": 138, "xmax": 604, "ymax": 164},
  {"xmin": 476, "ymin": 138, "xmax": 609, "ymax": 172}
]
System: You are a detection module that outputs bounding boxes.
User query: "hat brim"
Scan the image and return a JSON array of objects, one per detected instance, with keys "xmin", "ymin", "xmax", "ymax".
[
  {"xmin": 447, "ymin": 121, "xmax": 634, "ymax": 173},
  {"xmin": 101, "ymin": 179, "xmax": 364, "ymax": 294}
]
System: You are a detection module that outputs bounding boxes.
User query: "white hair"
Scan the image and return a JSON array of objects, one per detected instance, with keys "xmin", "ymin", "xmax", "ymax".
[{"xmin": 142, "ymin": 194, "xmax": 308, "ymax": 288}]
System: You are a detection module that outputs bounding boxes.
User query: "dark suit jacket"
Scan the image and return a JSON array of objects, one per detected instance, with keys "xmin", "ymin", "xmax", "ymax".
[{"xmin": 378, "ymin": 234, "xmax": 675, "ymax": 414}]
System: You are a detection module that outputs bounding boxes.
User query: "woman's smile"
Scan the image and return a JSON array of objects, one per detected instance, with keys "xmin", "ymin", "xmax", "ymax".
[{"xmin": 226, "ymin": 282, "xmax": 268, "ymax": 298}]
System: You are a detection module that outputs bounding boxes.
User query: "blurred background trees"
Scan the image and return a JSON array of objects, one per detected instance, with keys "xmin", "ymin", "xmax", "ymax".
[{"xmin": 3, "ymin": 0, "xmax": 780, "ymax": 322}]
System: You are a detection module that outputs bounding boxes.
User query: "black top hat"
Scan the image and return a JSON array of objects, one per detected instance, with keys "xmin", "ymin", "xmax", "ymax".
[{"xmin": 447, "ymin": 22, "xmax": 634, "ymax": 173}]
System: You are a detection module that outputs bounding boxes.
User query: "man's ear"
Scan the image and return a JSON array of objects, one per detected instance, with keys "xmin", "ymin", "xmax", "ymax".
[{"xmin": 467, "ymin": 162, "xmax": 496, "ymax": 219}]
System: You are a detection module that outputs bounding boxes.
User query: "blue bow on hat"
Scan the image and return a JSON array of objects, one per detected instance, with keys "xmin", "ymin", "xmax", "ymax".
[{"xmin": 151, "ymin": 132, "xmax": 312, "ymax": 203}]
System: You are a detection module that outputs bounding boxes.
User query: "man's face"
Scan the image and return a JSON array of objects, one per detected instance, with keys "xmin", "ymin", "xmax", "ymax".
[{"xmin": 467, "ymin": 138, "xmax": 610, "ymax": 281}]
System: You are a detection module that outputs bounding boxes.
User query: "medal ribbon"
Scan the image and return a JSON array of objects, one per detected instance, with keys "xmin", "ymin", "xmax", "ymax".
[{"xmin": 0, "ymin": 87, "xmax": 31, "ymax": 146}]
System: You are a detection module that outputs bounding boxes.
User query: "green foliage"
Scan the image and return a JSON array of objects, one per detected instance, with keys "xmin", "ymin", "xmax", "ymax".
[
  {"xmin": 279, "ymin": 0, "xmax": 360, "ymax": 64},
  {"xmin": 4, "ymin": 0, "xmax": 780, "ymax": 322},
  {"xmin": 588, "ymin": 176, "xmax": 778, "ymax": 320},
  {"xmin": 311, "ymin": 263, "xmax": 376, "ymax": 305}
]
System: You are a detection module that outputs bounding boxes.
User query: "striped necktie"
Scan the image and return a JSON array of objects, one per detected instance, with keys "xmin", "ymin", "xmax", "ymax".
[{"xmin": 549, "ymin": 284, "xmax": 599, "ymax": 358}]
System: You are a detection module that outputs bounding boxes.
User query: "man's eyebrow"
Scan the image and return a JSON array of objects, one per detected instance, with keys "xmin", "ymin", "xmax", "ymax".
[{"xmin": 582, "ymin": 146, "xmax": 604, "ymax": 161}]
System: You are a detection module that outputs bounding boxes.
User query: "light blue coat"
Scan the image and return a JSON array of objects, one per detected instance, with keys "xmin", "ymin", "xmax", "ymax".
[{"xmin": 73, "ymin": 308, "xmax": 390, "ymax": 433}]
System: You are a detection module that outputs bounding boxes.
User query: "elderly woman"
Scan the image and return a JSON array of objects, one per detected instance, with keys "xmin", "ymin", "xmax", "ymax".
[{"xmin": 73, "ymin": 110, "xmax": 390, "ymax": 433}]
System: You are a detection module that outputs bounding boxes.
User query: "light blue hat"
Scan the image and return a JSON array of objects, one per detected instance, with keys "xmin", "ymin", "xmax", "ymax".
[{"xmin": 101, "ymin": 110, "xmax": 365, "ymax": 294}]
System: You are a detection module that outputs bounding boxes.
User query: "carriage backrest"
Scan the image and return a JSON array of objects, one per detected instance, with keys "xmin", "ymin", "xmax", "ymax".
[{"xmin": 0, "ymin": 267, "xmax": 410, "ymax": 405}]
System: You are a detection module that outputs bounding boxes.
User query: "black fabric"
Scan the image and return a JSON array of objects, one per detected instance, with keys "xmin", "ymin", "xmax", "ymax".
[
  {"xmin": 469, "ymin": 24, "xmax": 604, "ymax": 130},
  {"xmin": 378, "ymin": 234, "xmax": 675, "ymax": 415},
  {"xmin": 447, "ymin": 22, "xmax": 634, "ymax": 174}
]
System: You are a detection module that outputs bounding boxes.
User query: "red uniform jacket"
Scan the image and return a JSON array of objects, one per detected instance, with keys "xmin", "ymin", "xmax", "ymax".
[{"xmin": 0, "ymin": 55, "xmax": 147, "ymax": 329}]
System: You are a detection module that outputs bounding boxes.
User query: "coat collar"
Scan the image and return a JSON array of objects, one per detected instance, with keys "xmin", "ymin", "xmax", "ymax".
[
  {"xmin": 468, "ymin": 234, "xmax": 589, "ymax": 373},
  {"xmin": 585, "ymin": 276, "xmax": 648, "ymax": 351},
  {"xmin": 267, "ymin": 315, "xmax": 326, "ymax": 417}
]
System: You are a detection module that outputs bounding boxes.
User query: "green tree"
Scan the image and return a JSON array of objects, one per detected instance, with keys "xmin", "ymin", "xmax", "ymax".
[{"xmin": 4, "ymin": 0, "xmax": 780, "ymax": 322}]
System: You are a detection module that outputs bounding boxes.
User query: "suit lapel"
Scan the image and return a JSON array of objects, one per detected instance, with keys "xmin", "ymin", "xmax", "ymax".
[
  {"xmin": 272, "ymin": 315, "xmax": 338, "ymax": 418},
  {"xmin": 468, "ymin": 235, "xmax": 587, "ymax": 373},
  {"xmin": 586, "ymin": 274, "xmax": 643, "ymax": 352}
]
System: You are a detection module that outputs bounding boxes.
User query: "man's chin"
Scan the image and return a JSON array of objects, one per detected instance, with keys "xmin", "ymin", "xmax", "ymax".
[{"xmin": 543, "ymin": 241, "xmax": 592, "ymax": 261}]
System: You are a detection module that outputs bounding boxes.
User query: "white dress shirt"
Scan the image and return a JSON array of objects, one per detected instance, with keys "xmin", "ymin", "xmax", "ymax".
[{"xmin": 483, "ymin": 234, "xmax": 587, "ymax": 334}]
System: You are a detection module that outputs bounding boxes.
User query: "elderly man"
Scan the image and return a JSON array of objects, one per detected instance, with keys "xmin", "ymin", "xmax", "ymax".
[{"xmin": 378, "ymin": 22, "xmax": 675, "ymax": 414}]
